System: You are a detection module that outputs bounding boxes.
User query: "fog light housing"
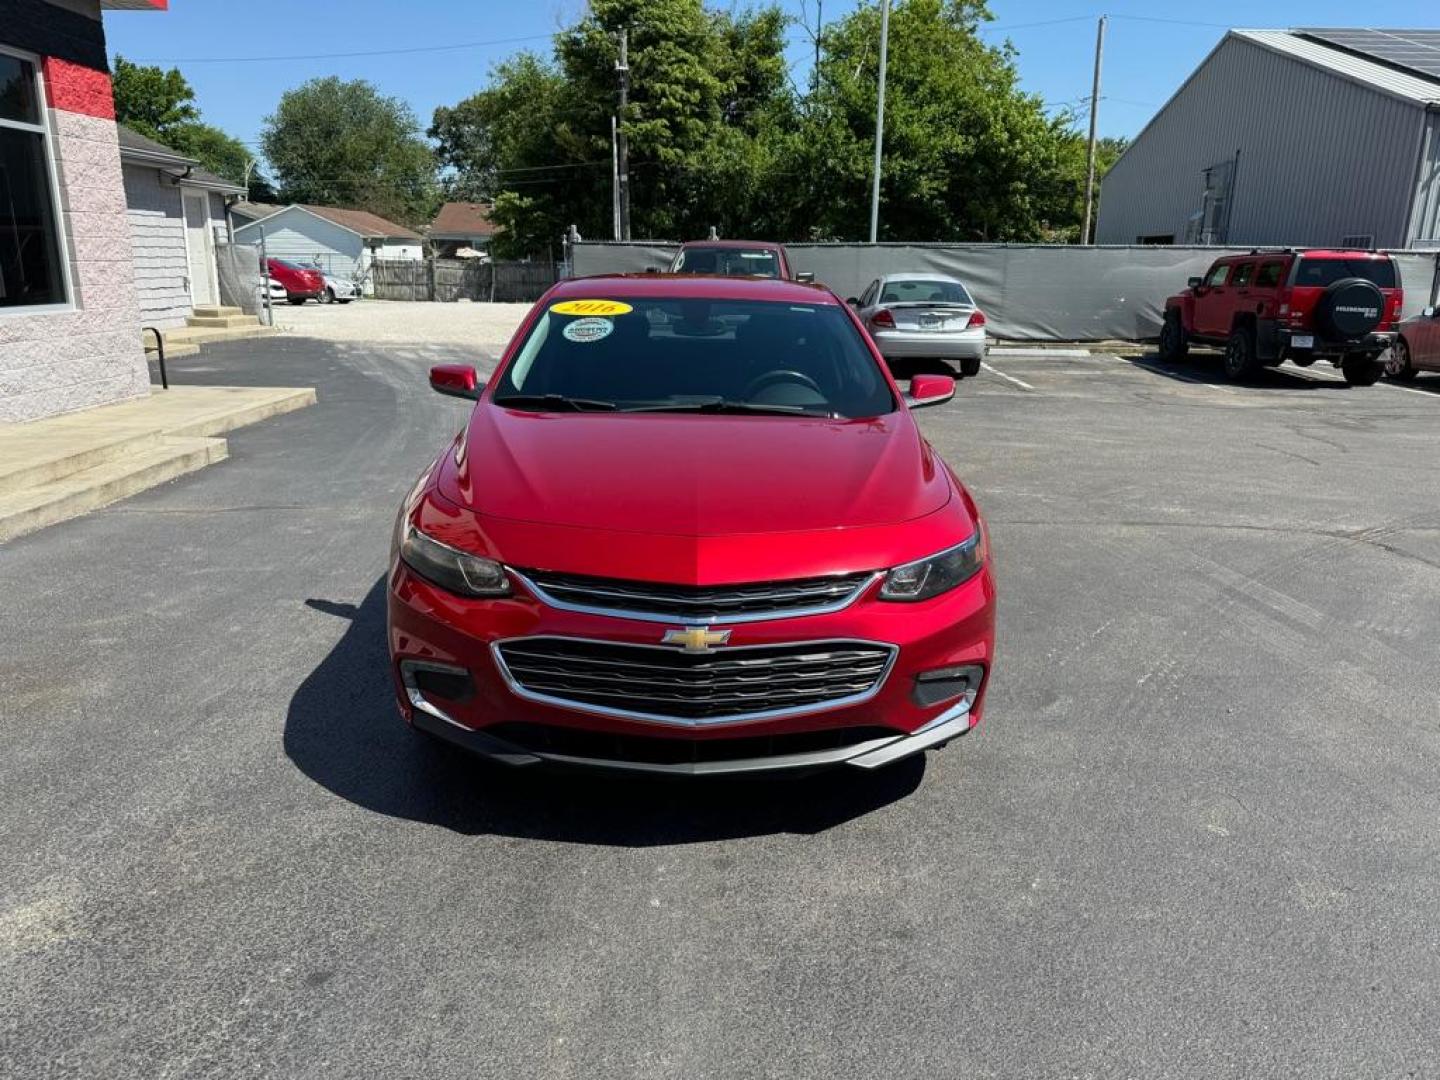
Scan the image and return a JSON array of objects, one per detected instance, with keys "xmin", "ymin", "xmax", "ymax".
[
  {"xmin": 400, "ymin": 660, "xmax": 474, "ymax": 724},
  {"xmin": 912, "ymin": 664, "xmax": 984, "ymax": 708}
]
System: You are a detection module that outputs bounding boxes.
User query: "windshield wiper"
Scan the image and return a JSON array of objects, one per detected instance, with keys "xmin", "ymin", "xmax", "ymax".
[
  {"xmin": 492, "ymin": 393, "xmax": 617, "ymax": 412},
  {"xmin": 624, "ymin": 397, "xmax": 834, "ymax": 417}
]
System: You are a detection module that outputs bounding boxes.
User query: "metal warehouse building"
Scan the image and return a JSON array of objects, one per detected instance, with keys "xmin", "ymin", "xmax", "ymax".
[{"xmin": 1096, "ymin": 29, "xmax": 1440, "ymax": 250}]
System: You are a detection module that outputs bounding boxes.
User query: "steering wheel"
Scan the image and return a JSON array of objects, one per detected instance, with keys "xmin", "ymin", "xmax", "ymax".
[{"xmin": 742, "ymin": 369, "xmax": 823, "ymax": 399}]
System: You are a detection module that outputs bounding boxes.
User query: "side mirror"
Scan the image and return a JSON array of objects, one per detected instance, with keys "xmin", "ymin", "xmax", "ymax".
[
  {"xmin": 1425, "ymin": 306, "xmax": 1437, "ymax": 318},
  {"xmin": 1187, "ymin": 276, "xmax": 1203, "ymax": 289},
  {"xmin": 795, "ymin": 271, "xmax": 815, "ymax": 283},
  {"xmin": 429, "ymin": 364, "xmax": 480, "ymax": 400},
  {"xmin": 846, "ymin": 297, "xmax": 861, "ymax": 307},
  {"xmin": 904, "ymin": 374, "xmax": 956, "ymax": 409},
  {"xmin": 645, "ymin": 266, "xmax": 660, "ymax": 274}
]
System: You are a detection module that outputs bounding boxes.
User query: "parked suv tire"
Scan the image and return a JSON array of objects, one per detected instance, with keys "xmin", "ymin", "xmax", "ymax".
[
  {"xmin": 1314, "ymin": 278, "xmax": 1385, "ymax": 341},
  {"xmin": 1159, "ymin": 312, "xmax": 1188, "ymax": 361},
  {"xmin": 1341, "ymin": 353, "xmax": 1383, "ymax": 386},
  {"xmin": 1223, "ymin": 327, "xmax": 1258, "ymax": 381}
]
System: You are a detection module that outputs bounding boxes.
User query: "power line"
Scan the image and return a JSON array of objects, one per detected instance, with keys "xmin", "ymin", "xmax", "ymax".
[{"xmin": 127, "ymin": 31, "xmax": 557, "ymax": 65}]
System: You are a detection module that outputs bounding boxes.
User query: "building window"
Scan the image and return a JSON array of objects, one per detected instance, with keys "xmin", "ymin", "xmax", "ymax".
[{"xmin": 0, "ymin": 47, "xmax": 68, "ymax": 311}]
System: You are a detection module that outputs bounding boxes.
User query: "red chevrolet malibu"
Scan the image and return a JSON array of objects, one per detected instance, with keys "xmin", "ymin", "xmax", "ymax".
[{"xmin": 388, "ymin": 274, "xmax": 996, "ymax": 775}]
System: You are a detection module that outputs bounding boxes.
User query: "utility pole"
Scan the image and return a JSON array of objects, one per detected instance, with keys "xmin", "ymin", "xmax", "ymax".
[
  {"xmin": 868, "ymin": 0, "xmax": 890, "ymax": 243},
  {"xmin": 610, "ymin": 115, "xmax": 621, "ymax": 240},
  {"xmin": 616, "ymin": 27, "xmax": 631, "ymax": 241},
  {"xmin": 1081, "ymin": 14, "xmax": 1107, "ymax": 246}
]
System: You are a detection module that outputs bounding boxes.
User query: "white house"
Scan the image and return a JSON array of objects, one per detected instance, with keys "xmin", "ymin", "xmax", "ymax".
[
  {"xmin": 119, "ymin": 125, "xmax": 244, "ymax": 327},
  {"xmin": 232, "ymin": 203, "xmax": 422, "ymax": 293}
]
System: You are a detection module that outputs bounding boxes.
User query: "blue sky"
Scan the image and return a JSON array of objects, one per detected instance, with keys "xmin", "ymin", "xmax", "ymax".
[{"xmin": 104, "ymin": 0, "xmax": 1440, "ymax": 160}]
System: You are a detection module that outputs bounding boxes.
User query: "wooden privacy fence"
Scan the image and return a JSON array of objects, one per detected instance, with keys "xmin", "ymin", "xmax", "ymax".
[{"xmin": 370, "ymin": 258, "xmax": 559, "ymax": 303}]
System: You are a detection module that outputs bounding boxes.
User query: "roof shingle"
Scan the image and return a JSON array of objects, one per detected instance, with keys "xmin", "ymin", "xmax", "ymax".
[{"xmin": 431, "ymin": 201, "xmax": 500, "ymax": 238}]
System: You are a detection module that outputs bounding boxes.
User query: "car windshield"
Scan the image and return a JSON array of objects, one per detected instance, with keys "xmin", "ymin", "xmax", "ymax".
[
  {"xmin": 495, "ymin": 297, "xmax": 895, "ymax": 418},
  {"xmin": 1295, "ymin": 258, "xmax": 1397, "ymax": 289},
  {"xmin": 674, "ymin": 247, "xmax": 781, "ymax": 278},
  {"xmin": 880, "ymin": 279, "xmax": 972, "ymax": 305}
]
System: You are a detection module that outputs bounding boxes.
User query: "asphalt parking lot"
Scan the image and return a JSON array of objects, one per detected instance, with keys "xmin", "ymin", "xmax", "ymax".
[{"xmin": 4, "ymin": 330, "xmax": 1440, "ymax": 1078}]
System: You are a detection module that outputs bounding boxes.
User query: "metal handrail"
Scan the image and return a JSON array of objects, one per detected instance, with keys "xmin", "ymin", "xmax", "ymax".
[{"xmin": 142, "ymin": 326, "xmax": 168, "ymax": 390}]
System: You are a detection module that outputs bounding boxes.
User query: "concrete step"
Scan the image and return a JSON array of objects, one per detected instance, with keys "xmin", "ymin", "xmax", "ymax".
[
  {"xmin": 0, "ymin": 429, "xmax": 163, "ymax": 498},
  {"xmin": 161, "ymin": 324, "xmax": 279, "ymax": 346},
  {"xmin": 191, "ymin": 305, "xmax": 242, "ymax": 319},
  {"xmin": 186, "ymin": 314, "xmax": 261, "ymax": 329},
  {"xmin": 161, "ymin": 386, "xmax": 315, "ymax": 439},
  {"xmin": 0, "ymin": 436, "xmax": 227, "ymax": 543},
  {"xmin": 142, "ymin": 335, "xmax": 200, "ymax": 358}
]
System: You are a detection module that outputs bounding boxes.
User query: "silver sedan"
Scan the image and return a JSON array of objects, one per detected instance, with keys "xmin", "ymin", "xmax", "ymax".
[{"xmin": 849, "ymin": 273, "xmax": 987, "ymax": 377}]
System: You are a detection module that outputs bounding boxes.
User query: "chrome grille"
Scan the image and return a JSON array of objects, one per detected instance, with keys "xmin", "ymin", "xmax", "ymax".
[
  {"xmin": 493, "ymin": 637, "xmax": 896, "ymax": 725},
  {"xmin": 514, "ymin": 569, "xmax": 876, "ymax": 623}
]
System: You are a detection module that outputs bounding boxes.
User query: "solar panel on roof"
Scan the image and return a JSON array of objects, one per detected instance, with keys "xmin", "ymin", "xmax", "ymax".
[{"xmin": 1298, "ymin": 28, "xmax": 1440, "ymax": 82}]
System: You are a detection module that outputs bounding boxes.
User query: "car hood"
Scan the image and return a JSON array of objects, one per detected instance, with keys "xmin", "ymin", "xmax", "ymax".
[{"xmin": 436, "ymin": 404, "xmax": 950, "ymax": 538}]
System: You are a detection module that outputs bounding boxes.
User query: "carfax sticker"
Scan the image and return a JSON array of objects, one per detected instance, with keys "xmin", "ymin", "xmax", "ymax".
[
  {"xmin": 551, "ymin": 299, "xmax": 633, "ymax": 316},
  {"xmin": 562, "ymin": 317, "xmax": 615, "ymax": 344}
]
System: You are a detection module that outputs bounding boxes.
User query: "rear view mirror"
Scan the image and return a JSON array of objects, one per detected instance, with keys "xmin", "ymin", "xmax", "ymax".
[
  {"xmin": 429, "ymin": 364, "xmax": 480, "ymax": 400},
  {"xmin": 904, "ymin": 374, "xmax": 956, "ymax": 409},
  {"xmin": 846, "ymin": 297, "xmax": 861, "ymax": 307},
  {"xmin": 795, "ymin": 271, "xmax": 815, "ymax": 283},
  {"xmin": 1187, "ymin": 276, "xmax": 1202, "ymax": 289}
]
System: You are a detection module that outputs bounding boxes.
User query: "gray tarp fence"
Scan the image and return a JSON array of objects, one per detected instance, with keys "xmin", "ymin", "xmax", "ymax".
[
  {"xmin": 216, "ymin": 242, "xmax": 262, "ymax": 316},
  {"xmin": 570, "ymin": 242, "xmax": 1440, "ymax": 342}
]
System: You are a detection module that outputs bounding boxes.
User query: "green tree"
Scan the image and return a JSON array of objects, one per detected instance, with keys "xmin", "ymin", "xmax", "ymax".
[
  {"xmin": 261, "ymin": 77, "xmax": 438, "ymax": 225},
  {"xmin": 431, "ymin": 0, "xmax": 790, "ymax": 253},
  {"xmin": 111, "ymin": 56, "xmax": 199, "ymax": 140},
  {"xmin": 787, "ymin": 0, "xmax": 1089, "ymax": 241},
  {"xmin": 111, "ymin": 56, "xmax": 273, "ymax": 198}
]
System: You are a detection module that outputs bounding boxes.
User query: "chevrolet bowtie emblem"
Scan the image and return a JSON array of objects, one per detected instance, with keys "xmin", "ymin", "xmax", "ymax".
[{"xmin": 662, "ymin": 626, "xmax": 732, "ymax": 653}]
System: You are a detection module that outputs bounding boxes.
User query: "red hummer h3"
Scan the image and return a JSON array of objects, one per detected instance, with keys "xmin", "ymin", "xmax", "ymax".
[{"xmin": 1159, "ymin": 249, "xmax": 1403, "ymax": 385}]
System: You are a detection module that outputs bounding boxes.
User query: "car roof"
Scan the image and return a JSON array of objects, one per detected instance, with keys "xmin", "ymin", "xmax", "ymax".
[
  {"xmin": 677, "ymin": 239, "xmax": 786, "ymax": 251},
  {"xmin": 550, "ymin": 273, "xmax": 836, "ymax": 304},
  {"xmin": 878, "ymin": 272, "xmax": 966, "ymax": 284}
]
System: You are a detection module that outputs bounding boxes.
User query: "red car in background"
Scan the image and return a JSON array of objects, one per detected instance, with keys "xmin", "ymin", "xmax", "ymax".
[
  {"xmin": 668, "ymin": 239, "xmax": 814, "ymax": 282},
  {"xmin": 265, "ymin": 258, "xmax": 325, "ymax": 305},
  {"xmin": 387, "ymin": 274, "xmax": 996, "ymax": 776}
]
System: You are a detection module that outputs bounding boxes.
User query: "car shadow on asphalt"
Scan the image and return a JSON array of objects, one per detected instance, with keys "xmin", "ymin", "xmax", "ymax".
[
  {"xmin": 1129, "ymin": 352, "xmax": 1359, "ymax": 391},
  {"xmin": 284, "ymin": 577, "xmax": 925, "ymax": 844}
]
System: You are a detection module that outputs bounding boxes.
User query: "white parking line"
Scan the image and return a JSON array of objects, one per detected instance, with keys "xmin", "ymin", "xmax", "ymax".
[
  {"xmin": 980, "ymin": 361, "xmax": 1035, "ymax": 391},
  {"xmin": 1378, "ymin": 381, "xmax": 1440, "ymax": 398}
]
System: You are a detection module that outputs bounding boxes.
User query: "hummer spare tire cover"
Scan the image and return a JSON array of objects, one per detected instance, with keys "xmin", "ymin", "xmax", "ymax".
[{"xmin": 1315, "ymin": 278, "xmax": 1384, "ymax": 340}]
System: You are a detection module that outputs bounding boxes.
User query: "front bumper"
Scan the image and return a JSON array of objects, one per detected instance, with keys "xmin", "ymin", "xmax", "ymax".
[
  {"xmin": 872, "ymin": 328, "xmax": 987, "ymax": 361},
  {"xmin": 388, "ymin": 558, "xmax": 995, "ymax": 774}
]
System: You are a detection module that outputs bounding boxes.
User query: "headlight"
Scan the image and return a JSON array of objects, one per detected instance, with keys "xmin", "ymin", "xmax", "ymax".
[
  {"xmin": 399, "ymin": 521, "xmax": 510, "ymax": 597},
  {"xmin": 880, "ymin": 533, "xmax": 984, "ymax": 602}
]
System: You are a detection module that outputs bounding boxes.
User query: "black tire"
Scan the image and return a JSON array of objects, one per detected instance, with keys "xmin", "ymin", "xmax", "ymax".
[
  {"xmin": 1158, "ymin": 312, "xmax": 1188, "ymax": 361},
  {"xmin": 960, "ymin": 355, "xmax": 982, "ymax": 378},
  {"xmin": 1314, "ymin": 277, "xmax": 1384, "ymax": 341},
  {"xmin": 319, "ymin": 287, "xmax": 335, "ymax": 304},
  {"xmin": 287, "ymin": 296, "xmax": 306, "ymax": 305},
  {"xmin": 1223, "ymin": 326, "xmax": 1258, "ymax": 381},
  {"xmin": 1341, "ymin": 353, "xmax": 1383, "ymax": 387},
  {"xmin": 1384, "ymin": 338, "xmax": 1417, "ymax": 381}
]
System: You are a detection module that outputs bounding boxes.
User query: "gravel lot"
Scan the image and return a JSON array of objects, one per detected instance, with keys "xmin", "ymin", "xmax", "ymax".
[
  {"xmin": 5, "ymin": 335, "xmax": 1440, "ymax": 1077},
  {"xmin": 274, "ymin": 298, "xmax": 528, "ymax": 353}
]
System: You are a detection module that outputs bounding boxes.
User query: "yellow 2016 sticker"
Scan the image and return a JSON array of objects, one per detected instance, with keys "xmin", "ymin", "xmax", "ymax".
[{"xmin": 551, "ymin": 299, "xmax": 633, "ymax": 317}]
